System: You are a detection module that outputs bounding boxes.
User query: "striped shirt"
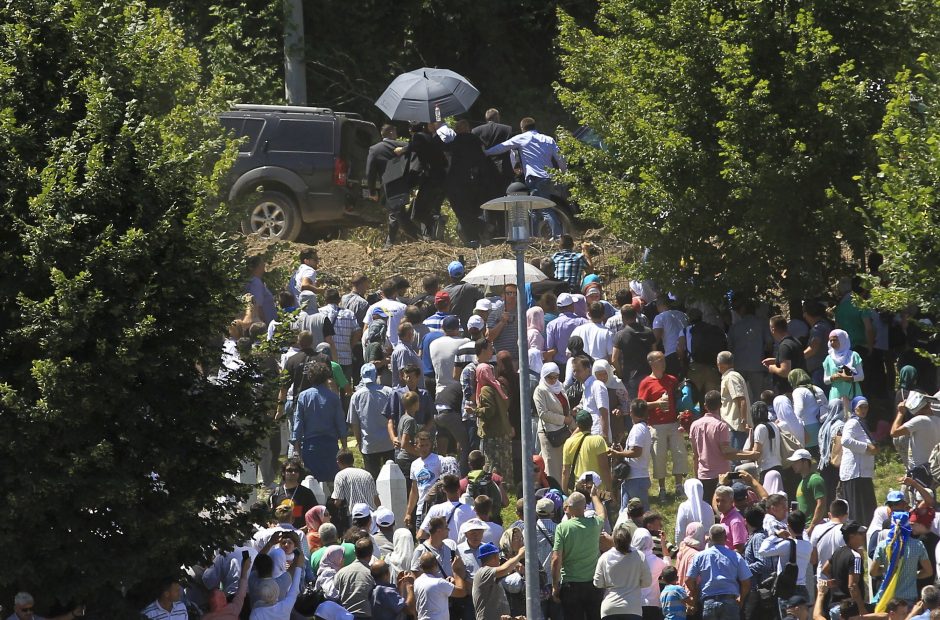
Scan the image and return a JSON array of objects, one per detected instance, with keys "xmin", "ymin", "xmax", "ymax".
[
  {"xmin": 322, "ymin": 305, "xmax": 358, "ymax": 365},
  {"xmin": 341, "ymin": 292, "xmax": 370, "ymax": 324},
  {"xmin": 660, "ymin": 584, "xmax": 688, "ymax": 620},
  {"xmin": 551, "ymin": 250, "xmax": 588, "ymax": 288},
  {"xmin": 331, "ymin": 466, "xmax": 377, "ymax": 509},
  {"xmin": 141, "ymin": 601, "xmax": 188, "ymax": 619}
]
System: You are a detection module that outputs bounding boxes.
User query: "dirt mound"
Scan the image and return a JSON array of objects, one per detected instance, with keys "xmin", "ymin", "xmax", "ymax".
[{"xmin": 245, "ymin": 228, "xmax": 639, "ymax": 291}]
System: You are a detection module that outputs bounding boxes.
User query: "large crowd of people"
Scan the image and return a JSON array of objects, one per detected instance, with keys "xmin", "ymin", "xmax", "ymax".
[{"xmin": 17, "ymin": 236, "xmax": 940, "ymax": 620}]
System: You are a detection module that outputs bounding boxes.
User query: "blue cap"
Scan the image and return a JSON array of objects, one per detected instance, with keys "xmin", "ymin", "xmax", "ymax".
[
  {"xmin": 360, "ymin": 363, "xmax": 377, "ymax": 384},
  {"xmin": 371, "ymin": 307, "xmax": 388, "ymax": 319},
  {"xmin": 476, "ymin": 542, "xmax": 500, "ymax": 560},
  {"xmin": 886, "ymin": 490, "xmax": 905, "ymax": 504},
  {"xmin": 448, "ymin": 261, "xmax": 465, "ymax": 278},
  {"xmin": 442, "ymin": 315, "xmax": 461, "ymax": 332}
]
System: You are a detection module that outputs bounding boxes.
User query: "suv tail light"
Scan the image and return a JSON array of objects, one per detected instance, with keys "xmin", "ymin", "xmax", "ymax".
[{"xmin": 333, "ymin": 157, "xmax": 348, "ymax": 186}]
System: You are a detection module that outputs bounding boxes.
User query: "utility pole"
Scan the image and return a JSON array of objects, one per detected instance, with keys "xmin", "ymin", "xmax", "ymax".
[{"xmin": 283, "ymin": 0, "xmax": 307, "ymax": 105}]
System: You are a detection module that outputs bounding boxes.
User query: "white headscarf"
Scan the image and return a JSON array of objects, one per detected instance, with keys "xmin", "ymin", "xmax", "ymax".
[
  {"xmin": 683, "ymin": 478, "xmax": 706, "ymax": 525},
  {"xmin": 763, "ymin": 470, "xmax": 785, "ymax": 496},
  {"xmin": 540, "ymin": 362, "xmax": 563, "ymax": 395},
  {"xmin": 773, "ymin": 395, "xmax": 804, "ymax": 442},
  {"xmin": 387, "ymin": 528, "xmax": 415, "ymax": 577},
  {"xmin": 631, "ymin": 527, "xmax": 654, "ymax": 556},
  {"xmin": 592, "ymin": 359, "xmax": 626, "ymax": 392},
  {"xmin": 528, "ymin": 346, "xmax": 544, "ymax": 377},
  {"xmin": 828, "ymin": 329, "xmax": 854, "ymax": 367},
  {"xmin": 268, "ymin": 547, "xmax": 287, "ymax": 579}
]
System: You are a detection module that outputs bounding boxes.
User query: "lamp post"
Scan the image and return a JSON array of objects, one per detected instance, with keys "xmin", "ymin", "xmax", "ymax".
[{"xmin": 481, "ymin": 182, "xmax": 555, "ymax": 620}]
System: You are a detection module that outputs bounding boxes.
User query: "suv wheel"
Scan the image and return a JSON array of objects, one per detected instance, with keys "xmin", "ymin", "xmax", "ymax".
[{"xmin": 241, "ymin": 190, "xmax": 302, "ymax": 241}]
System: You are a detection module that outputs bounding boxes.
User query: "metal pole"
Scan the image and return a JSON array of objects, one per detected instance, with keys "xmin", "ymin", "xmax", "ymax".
[
  {"xmin": 514, "ymin": 243, "xmax": 542, "ymax": 620},
  {"xmin": 283, "ymin": 0, "xmax": 307, "ymax": 105}
]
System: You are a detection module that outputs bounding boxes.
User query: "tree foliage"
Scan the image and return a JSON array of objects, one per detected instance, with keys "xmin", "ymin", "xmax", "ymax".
[
  {"xmin": 0, "ymin": 0, "xmax": 268, "ymax": 613},
  {"xmin": 556, "ymin": 0, "xmax": 940, "ymax": 301},
  {"xmin": 862, "ymin": 55, "xmax": 940, "ymax": 315}
]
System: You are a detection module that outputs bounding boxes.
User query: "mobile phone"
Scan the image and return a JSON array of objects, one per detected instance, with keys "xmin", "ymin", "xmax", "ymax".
[
  {"xmin": 242, "ymin": 550, "xmax": 250, "ymax": 562},
  {"xmin": 790, "ymin": 501, "xmax": 798, "ymax": 512},
  {"xmin": 728, "ymin": 471, "xmax": 740, "ymax": 480},
  {"xmin": 458, "ymin": 254, "xmax": 465, "ymax": 265}
]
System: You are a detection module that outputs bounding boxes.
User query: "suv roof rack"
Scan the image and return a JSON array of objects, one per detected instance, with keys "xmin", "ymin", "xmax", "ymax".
[{"xmin": 233, "ymin": 104, "xmax": 334, "ymax": 114}]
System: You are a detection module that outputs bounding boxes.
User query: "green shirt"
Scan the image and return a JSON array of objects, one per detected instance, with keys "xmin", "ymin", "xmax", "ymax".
[
  {"xmin": 553, "ymin": 515, "xmax": 603, "ymax": 583},
  {"xmin": 796, "ymin": 472, "xmax": 826, "ymax": 516},
  {"xmin": 309, "ymin": 541, "xmax": 355, "ymax": 574},
  {"xmin": 834, "ymin": 297, "xmax": 871, "ymax": 349}
]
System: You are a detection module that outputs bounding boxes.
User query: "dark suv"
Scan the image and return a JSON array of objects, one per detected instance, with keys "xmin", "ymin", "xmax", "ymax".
[{"xmin": 220, "ymin": 104, "xmax": 380, "ymax": 241}]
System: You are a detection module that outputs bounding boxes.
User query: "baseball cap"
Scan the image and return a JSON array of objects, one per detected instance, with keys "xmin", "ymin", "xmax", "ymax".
[
  {"xmin": 731, "ymin": 482, "xmax": 749, "ymax": 501},
  {"xmin": 575, "ymin": 409, "xmax": 592, "ymax": 426},
  {"xmin": 557, "ymin": 293, "xmax": 574, "ymax": 307},
  {"xmin": 786, "ymin": 448, "xmax": 813, "ymax": 462},
  {"xmin": 351, "ymin": 503, "xmax": 372, "ymax": 519},
  {"xmin": 476, "ymin": 542, "xmax": 500, "ymax": 560},
  {"xmin": 579, "ymin": 471, "xmax": 602, "ymax": 488},
  {"xmin": 911, "ymin": 504, "xmax": 936, "ymax": 526},
  {"xmin": 886, "ymin": 490, "xmax": 906, "ymax": 504},
  {"xmin": 448, "ymin": 261, "xmax": 465, "ymax": 277},
  {"xmin": 442, "ymin": 315, "xmax": 461, "ymax": 331},
  {"xmin": 371, "ymin": 307, "xmax": 388, "ymax": 319},
  {"xmin": 374, "ymin": 507, "xmax": 395, "ymax": 527},
  {"xmin": 841, "ymin": 521, "xmax": 867, "ymax": 536},
  {"xmin": 360, "ymin": 363, "xmax": 377, "ymax": 384},
  {"xmin": 315, "ymin": 601, "xmax": 354, "ymax": 620},
  {"xmin": 315, "ymin": 342, "xmax": 332, "ymax": 360},
  {"xmin": 474, "ymin": 298, "xmax": 492, "ymax": 312},
  {"xmin": 536, "ymin": 498, "xmax": 555, "ymax": 517},
  {"xmin": 786, "ymin": 595, "xmax": 809, "ymax": 608},
  {"xmin": 906, "ymin": 392, "xmax": 928, "ymax": 413},
  {"xmin": 434, "ymin": 291, "xmax": 451, "ymax": 304},
  {"xmin": 467, "ymin": 315, "xmax": 485, "ymax": 331}
]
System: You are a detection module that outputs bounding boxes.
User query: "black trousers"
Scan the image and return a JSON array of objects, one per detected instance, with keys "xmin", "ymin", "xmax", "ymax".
[
  {"xmin": 561, "ymin": 581, "xmax": 602, "ymax": 620},
  {"xmin": 412, "ymin": 177, "xmax": 446, "ymax": 233},
  {"xmin": 702, "ymin": 477, "xmax": 719, "ymax": 507},
  {"xmin": 362, "ymin": 450, "xmax": 394, "ymax": 479}
]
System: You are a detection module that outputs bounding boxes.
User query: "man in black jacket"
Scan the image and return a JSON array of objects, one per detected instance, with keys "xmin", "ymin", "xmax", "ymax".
[
  {"xmin": 397, "ymin": 122, "xmax": 448, "ymax": 240},
  {"xmin": 472, "ymin": 108, "xmax": 514, "ymax": 187},
  {"xmin": 366, "ymin": 124, "xmax": 409, "ymax": 247},
  {"xmin": 444, "ymin": 119, "xmax": 501, "ymax": 244}
]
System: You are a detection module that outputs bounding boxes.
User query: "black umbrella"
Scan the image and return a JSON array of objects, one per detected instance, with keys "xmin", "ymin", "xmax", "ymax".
[{"xmin": 375, "ymin": 67, "xmax": 480, "ymax": 122}]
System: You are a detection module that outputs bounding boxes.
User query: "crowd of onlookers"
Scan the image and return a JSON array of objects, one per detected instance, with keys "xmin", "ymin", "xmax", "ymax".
[{"xmin": 15, "ymin": 237, "xmax": 939, "ymax": 620}]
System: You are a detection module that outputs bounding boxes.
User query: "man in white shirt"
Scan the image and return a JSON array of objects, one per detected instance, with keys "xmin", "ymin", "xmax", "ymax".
[
  {"xmin": 717, "ymin": 351, "xmax": 753, "ymax": 451},
  {"xmin": 363, "ymin": 279, "xmax": 408, "ymax": 348},
  {"xmin": 290, "ymin": 248, "xmax": 320, "ymax": 300},
  {"xmin": 141, "ymin": 579, "xmax": 189, "ymax": 619},
  {"xmin": 758, "ymin": 511, "xmax": 813, "ymax": 614},
  {"xmin": 809, "ymin": 499, "xmax": 850, "ymax": 574},
  {"xmin": 413, "ymin": 551, "xmax": 469, "ymax": 620},
  {"xmin": 609, "ymin": 398, "xmax": 653, "ymax": 512},
  {"xmin": 651, "ymin": 296, "xmax": 689, "ymax": 378},
  {"xmin": 890, "ymin": 392, "xmax": 940, "ymax": 468},
  {"xmin": 429, "ymin": 316, "xmax": 469, "ymax": 396},
  {"xmin": 418, "ymin": 474, "xmax": 474, "ymax": 542},
  {"xmin": 573, "ymin": 356, "xmax": 611, "ymax": 441},
  {"xmin": 571, "ymin": 301, "xmax": 614, "ymax": 361},
  {"xmin": 406, "ymin": 433, "xmax": 442, "ymax": 529}
]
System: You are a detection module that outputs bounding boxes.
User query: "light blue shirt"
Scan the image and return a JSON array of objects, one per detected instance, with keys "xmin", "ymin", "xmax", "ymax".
[
  {"xmin": 348, "ymin": 384, "xmax": 395, "ymax": 454},
  {"xmin": 485, "ymin": 130, "xmax": 567, "ymax": 179},
  {"xmin": 292, "ymin": 385, "xmax": 347, "ymax": 442},
  {"xmin": 685, "ymin": 544, "xmax": 751, "ymax": 598}
]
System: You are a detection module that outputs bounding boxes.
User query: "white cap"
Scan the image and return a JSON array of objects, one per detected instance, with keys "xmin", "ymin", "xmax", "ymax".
[
  {"xmin": 351, "ymin": 503, "xmax": 372, "ymax": 519},
  {"xmin": 474, "ymin": 299, "xmax": 492, "ymax": 312},
  {"xmin": 906, "ymin": 392, "xmax": 929, "ymax": 413},
  {"xmin": 467, "ymin": 315, "xmax": 485, "ymax": 331},
  {"xmin": 459, "ymin": 518, "xmax": 487, "ymax": 534},
  {"xmin": 579, "ymin": 470, "xmax": 602, "ymax": 487},
  {"xmin": 374, "ymin": 506, "xmax": 395, "ymax": 527},
  {"xmin": 786, "ymin": 448, "xmax": 813, "ymax": 462},
  {"xmin": 557, "ymin": 293, "xmax": 575, "ymax": 307}
]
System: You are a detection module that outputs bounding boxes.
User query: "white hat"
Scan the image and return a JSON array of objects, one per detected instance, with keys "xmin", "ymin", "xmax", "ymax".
[
  {"xmin": 906, "ymin": 392, "xmax": 929, "ymax": 413},
  {"xmin": 467, "ymin": 315, "xmax": 485, "ymax": 331},
  {"xmin": 459, "ymin": 518, "xmax": 487, "ymax": 535},
  {"xmin": 351, "ymin": 503, "xmax": 372, "ymax": 519},
  {"xmin": 373, "ymin": 506, "xmax": 395, "ymax": 527},
  {"xmin": 557, "ymin": 293, "xmax": 575, "ymax": 307},
  {"xmin": 474, "ymin": 298, "xmax": 492, "ymax": 312},
  {"xmin": 786, "ymin": 448, "xmax": 813, "ymax": 462},
  {"xmin": 579, "ymin": 470, "xmax": 602, "ymax": 487}
]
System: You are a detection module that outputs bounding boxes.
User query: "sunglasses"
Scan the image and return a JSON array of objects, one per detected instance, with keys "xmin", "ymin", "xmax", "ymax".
[{"xmin": 284, "ymin": 468, "xmax": 300, "ymax": 473}]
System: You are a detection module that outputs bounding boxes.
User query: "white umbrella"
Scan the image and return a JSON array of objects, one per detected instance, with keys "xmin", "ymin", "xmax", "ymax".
[{"xmin": 463, "ymin": 259, "xmax": 547, "ymax": 287}]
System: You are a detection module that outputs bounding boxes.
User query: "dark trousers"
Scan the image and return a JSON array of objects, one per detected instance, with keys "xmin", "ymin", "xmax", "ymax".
[
  {"xmin": 362, "ymin": 450, "xmax": 394, "ymax": 479},
  {"xmin": 560, "ymin": 581, "xmax": 602, "ymax": 620},
  {"xmin": 665, "ymin": 352, "xmax": 683, "ymax": 379},
  {"xmin": 702, "ymin": 477, "xmax": 719, "ymax": 506},
  {"xmin": 412, "ymin": 177, "xmax": 446, "ymax": 233}
]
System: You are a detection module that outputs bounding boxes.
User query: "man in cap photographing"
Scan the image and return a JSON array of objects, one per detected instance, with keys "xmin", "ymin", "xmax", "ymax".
[
  {"xmin": 788, "ymin": 448, "xmax": 827, "ymax": 535},
  {"xmin": 443, "ymin": 260, "xmax": 483, "ymax": 330},
  {"xmin": 472, "ymin": 541, "xmax": 526, "ymax": 620}
]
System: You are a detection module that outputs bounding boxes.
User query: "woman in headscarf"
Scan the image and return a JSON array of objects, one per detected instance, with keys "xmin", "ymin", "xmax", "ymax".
[
  {"xmin": 527, "ymin": 306, "xmax": 546, "ymax": 351},
  {"xmin": 818, "ymin": 398, "xmax": 848, "ymax": 507},
  {"xmin": 474, "ymin": 362, "xmax": 515, "ymax": 486},
  {"xmin": 675, "ymin": 522, "xmax": 705, "ymax": 584},
  {"xmin": 593, "ymin": 359, "xmax": 630, "ymax": 443},
  {"xmin": 840, "ymin": 396, "xmax": 877, "ymax": 524},
  {"xmin": 894, "ymin": 365, "xmax": 921, "ymax": 465},
  {"xmin": 674, "ymin": 478, "xmax": 715, "ymax": 544},
  {"xmin": 631, "ymin": 528, "xmax": 667, "ymax": 620},
  {"xmin": 763, "ymin": 470, "xmax": 785, "ymax": 497},
  {"xmin": 304, "ymin": 505, "xmax": 330, "ymax": 552},
  {"xmin": 823, "ymin": 329, "xmax": 865, "ymax": 418},
  {"xmin": 314, "ymin": 545, "xmax": 345, "ymax": 599},
  {"xmin": 534, "ymin": 362, "xmax": 572, "ymax": 482},
  {"xmin": 773, "ymin": 394, "xmax": 806, "ymax": 499},
  {"xmin": 789, "ymin": 368, "xmax": 825, "ymax": 458},
  {"xmin": 594, "ymin": 526, "xmax": 651, "ymax": 620},
  {"xmin": 386, "ymin": 528, "xmax": 415, "ymax": 583},
  {"xmin": 498, "ymin": 527, "xmax": 527, "ymax": 616}
]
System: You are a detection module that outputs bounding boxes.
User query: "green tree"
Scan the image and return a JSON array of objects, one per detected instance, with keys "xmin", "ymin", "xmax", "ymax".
[
  {"xmin": 0, "ymin": 0, "xmax": 269, "ymax": 613},
  {"xmin": 862, "ymin": 56, "xmax": 940, "ymax": 315},
  {"xmin": 556, "ymin": 1, "xmax": 940, "ymax": 301}
]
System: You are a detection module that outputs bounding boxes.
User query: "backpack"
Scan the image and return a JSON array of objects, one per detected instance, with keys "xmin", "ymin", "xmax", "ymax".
[
  {"xmin": 467, "ymin": 468, "xmax": 501, "ymax": 507},
  {"xmin": 364, "ymin": 318, "xmax": 387, "ymax": 363},
  {"xmin": 777, "ymin": 427, "xmax": 803, "ymax": 468},
  {"xmin": 770, "ymin": 539, "xmax": 799, "ymax": 599}
]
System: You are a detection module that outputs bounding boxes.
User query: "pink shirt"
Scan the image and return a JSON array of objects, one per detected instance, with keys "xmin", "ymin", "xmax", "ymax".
[
  {"xmin": 720, "ymin": 508, "xmax": 748, "ymax": 550},
  {"xmin": 688, "ymin": 412, "xmax": 731, "ymax": 478}
]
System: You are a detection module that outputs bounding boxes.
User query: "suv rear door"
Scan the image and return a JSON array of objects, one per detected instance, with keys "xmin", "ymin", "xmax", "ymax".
[
  {"xmin": 340, "ymin": 119, "xmax": 380, "ymax": 199},
  {"xmin": 266, "ymin": 116, "xmax": 335, "ymax": 202},
  {"xmin": 219, "ymin": 114, "xmax": 267, "ymax": 176}
]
